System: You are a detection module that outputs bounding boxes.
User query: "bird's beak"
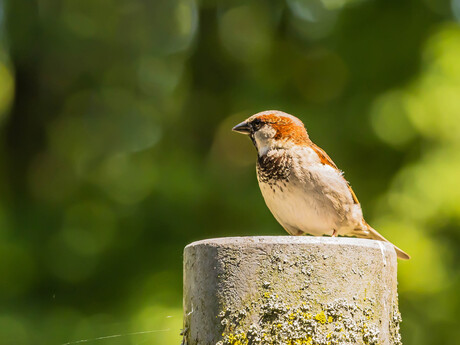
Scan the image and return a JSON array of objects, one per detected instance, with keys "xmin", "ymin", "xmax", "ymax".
[{"xmin": 232, "ymin": 121, "xmax": 251, "ymax": 135}]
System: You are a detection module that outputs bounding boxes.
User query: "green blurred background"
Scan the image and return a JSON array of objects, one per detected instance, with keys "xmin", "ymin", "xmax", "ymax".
[{"xmin": 1, "ymin": 0, "xmax": 459, "ymax": 344}]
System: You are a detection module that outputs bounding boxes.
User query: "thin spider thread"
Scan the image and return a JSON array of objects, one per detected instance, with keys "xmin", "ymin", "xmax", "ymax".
[{"xmin": 61, "ymin": 328, "xmax": 171, "ymax": 345}]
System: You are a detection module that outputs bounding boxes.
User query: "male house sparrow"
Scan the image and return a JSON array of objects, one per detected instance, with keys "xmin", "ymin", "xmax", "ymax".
[{"xmin": 233, "ymin": 110, "xmax": 410, "ymax": 260}]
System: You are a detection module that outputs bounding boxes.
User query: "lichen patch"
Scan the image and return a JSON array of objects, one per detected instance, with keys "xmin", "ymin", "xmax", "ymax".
[{"xmin": 216, "ymin": 288, "xmax": 403, "ymax": 345}]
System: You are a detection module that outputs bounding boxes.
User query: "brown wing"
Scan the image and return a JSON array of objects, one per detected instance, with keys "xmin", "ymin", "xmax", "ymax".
[
  {"xmin": 347, "ymin": 183, "xmax": 360, "ymax": 205},
  {"xmin": 310, "ymin": 143, "xmax": 338, "ymax": 169},
  {"xmin": 310, "ymin": 143, "xmax": 360, "ymax": 205}
]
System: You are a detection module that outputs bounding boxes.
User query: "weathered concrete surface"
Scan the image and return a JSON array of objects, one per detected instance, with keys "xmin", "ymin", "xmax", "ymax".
[{"xmin": 183, "ymin": 236, "xmax": 401, "ymax": 345}]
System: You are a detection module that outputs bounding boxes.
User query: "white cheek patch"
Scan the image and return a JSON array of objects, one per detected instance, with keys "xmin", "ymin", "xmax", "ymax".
[{"xmin": 254, "ymin": 125, "xmax": 277, "ymax": 156}]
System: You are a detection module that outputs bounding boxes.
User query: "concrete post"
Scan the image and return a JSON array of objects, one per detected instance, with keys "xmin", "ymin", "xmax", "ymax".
[{"xmin": 183, "ymin": 236, "xmax": 402, "ymax": 345}]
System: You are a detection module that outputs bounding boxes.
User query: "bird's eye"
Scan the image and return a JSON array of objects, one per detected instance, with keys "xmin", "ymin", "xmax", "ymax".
[{"xmin": 251, "ymin": 119, "xmax": 263, "ymax": 131}]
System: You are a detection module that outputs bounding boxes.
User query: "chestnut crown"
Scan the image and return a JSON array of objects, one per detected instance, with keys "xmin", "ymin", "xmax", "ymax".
[{"xmin": 232, "ymin": 110, "xmax": 310, "ymax": 155}]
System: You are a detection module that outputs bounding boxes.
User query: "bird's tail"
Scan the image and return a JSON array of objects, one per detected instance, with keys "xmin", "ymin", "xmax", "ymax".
[{"xmin": 352, "ymin": 223, "xmax": 411, "ymax": 260}]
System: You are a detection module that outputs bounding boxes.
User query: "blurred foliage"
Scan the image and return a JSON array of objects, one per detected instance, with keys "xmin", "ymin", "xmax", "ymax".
[{"xmin": 0, "ymin": 0, "xmax": 459, "ymax": 344}]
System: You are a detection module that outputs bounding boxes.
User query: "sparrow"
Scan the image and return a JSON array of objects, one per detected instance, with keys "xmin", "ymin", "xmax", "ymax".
[{"xmin": 232, "ymin": 110, "xmax": 410, "ymax": 260}]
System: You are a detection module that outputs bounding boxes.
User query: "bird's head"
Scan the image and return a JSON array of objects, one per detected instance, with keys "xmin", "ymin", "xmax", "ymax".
[{"xmin": 232, "ymin": 110, "xmax": 310, "ymax": 156}]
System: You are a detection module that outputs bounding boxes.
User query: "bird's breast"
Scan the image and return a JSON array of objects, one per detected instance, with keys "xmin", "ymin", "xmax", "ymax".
[
  {"xmin": 256, "ymin": 147, "xmax": 361, "ymax": 236},
  {"xmin": 258, "ymin": 177, "xmax": 337, "ymax": 235},
  {"xmin": 256, "ymin": 151, "xmax": 292, "ymax": 184}
]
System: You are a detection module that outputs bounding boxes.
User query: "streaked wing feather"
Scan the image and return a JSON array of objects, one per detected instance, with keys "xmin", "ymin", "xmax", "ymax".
[
  {"xmin": 310, "ymin": 142, "xmax": 359, "ymax": 205},
  {"xmin": 310, "ymin": 143, "xmax": 338, "ymax": 169}
]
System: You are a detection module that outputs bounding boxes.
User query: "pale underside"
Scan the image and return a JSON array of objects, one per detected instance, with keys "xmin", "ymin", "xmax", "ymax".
[{"xmin": 257, "ymin": 146, "xmax": 365, "ymax": 237}]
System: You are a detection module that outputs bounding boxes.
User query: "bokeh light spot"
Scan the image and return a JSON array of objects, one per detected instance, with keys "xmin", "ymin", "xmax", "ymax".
[
  {"xmin": 219, "ymin": 4, "xmax": 274, "ymax": 63},
  {"xmin": 61, "ymin": 200, "xmax": 117, "ymax": 256},
  {"xmin": 46, "ymin": 235, "xmax": 98, "ymax": 283},
  {"xmin": 0, "ymin": 315, "xmax": 29, "ymax": 345},
  {"xmin": 134, "ymin": 304, "xmax": 182, "ymax": 345},
  {"xmin": 149, "ymin": 0, "xmax": 198, "ymax": 55},
  {"xmin": 287, "ymin": 0, "xmax": 338, "ymax": 40},
  {"xmin": 370, "ymin": 90, "xmax": 417, "ymax": 147},
  {"xmin": 89, "ymin": 152, "xmax": 158, "ymax": 204},
  {"xmin": 0, "ymin": 62, "xmax": 14, "ymax": 125}
]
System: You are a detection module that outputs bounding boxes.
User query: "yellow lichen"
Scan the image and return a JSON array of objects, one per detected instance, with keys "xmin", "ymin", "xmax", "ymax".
[
  {"xmin": 315, "ymin": 311, "xmax": 327, "ymax": 324},
  {"xmin": 288, "ymin": 338, "xmax": 313, "ymax": 345},
  {"xmin": 303, "ymin": 312, "xmax": 312, "ymax": 319},
  {"xmin": 224, "ymin": 332, "xmax": 249, "ymax": 345}
]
